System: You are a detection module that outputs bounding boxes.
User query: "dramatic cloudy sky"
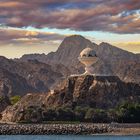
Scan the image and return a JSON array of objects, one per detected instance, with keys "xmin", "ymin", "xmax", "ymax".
[{"xmin": 0, "ymin": 0, "xmax": 140, "ymax": 58}]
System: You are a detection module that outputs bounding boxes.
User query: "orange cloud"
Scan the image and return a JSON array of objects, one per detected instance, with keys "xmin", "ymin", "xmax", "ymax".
[
  {"xmin": 0, "ymin": 27, "xmax": 65, "ymax": 45},
  {"xmin": 0, "ymin": 1, "xmax": 24, "ymax": 8}
]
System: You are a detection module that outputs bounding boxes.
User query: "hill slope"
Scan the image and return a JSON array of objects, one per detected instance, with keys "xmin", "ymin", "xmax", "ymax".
[
  {"xmin": 1, "ymin": 75, "xmax": 140, "ymax": 122},
  {"xmin": 0, "ymin": 56, "xmax": 69, "ymax": 97}
]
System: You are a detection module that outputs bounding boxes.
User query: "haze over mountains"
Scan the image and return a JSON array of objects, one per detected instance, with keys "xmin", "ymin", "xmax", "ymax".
[{"xmin": 0, "ymin": 35, "xmax": 140, "ymax": 98}]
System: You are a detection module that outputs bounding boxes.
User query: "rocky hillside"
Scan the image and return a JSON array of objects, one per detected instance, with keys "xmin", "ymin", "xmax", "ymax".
[
  {"xmin": 0, "ymin": 56, "xmax": 70, "ymax": 97},
  {"xmin": 46, "ymin": 75, "xmax": 140, "ymax": 109},
  {"xmin": 0, "ymin": 96, "xmax": 10, "ymax": 113},
  {"xmin": 1, "ymin": 35, "xmax": 139, "ymax": 98},
  {"xmin": 1, "ymin": 75, "xmax": 140, "ymax": 122},
  {"xmin": 20, "ymin": 35, "xmax": 97, "ymax": 66},
  {"xmin": 19, "ymin": 35, "xmax": 97, "ymax": 74},
  {"xmin": 0, "ymin": 69, "xmax": 34, "ymax": 97},
  {"xmin": 18, "ymin": 35, "xmax": 140, "ymax": 84},
  {"xmin": 94, "ymin": 43, "xmax": 140, "ymax": 84}
]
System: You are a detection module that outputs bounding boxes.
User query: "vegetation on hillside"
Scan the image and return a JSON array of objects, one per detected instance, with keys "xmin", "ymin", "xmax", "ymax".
[
  {"xmin": 10, "ymin": 95, "xmax": 21, "ymax": 105},
  {"xmin": 17, "ymin": 102, "xmax": 140, "ymax": 123}
]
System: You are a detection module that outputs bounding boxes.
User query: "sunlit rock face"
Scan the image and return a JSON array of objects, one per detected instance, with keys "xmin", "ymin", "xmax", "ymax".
[
  {"xmin": 46, "ymin": 75, "xmax": 140, "ymax": 109},
  {"xmin": 78, "ymin": 48, "xmax": 99, "ymax": 75}
]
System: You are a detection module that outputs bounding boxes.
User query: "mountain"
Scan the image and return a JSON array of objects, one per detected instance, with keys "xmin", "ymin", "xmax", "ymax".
[
  {"xmin": 17, "ymin": 53, "xmax": 47, "ymax": 63},
  {"xmin": 18, "ymin": 35, "xmax": 140, "ymax": 84},
  {"xmin": 0, "ymin": 96, "xmax": 10, "ymax": 113},
  {"xmin": 47, "ymin": 75, "xmax": 140, "ymax": 109},
  {"xmin": 96, "ymin": 42, "xmax": 140, "ymax": 83},
  {"xmin": 1, "ymin": 35, "xmax": 139, "ymax": 122},
  {"xmin": 1, "ymin": 75, "xmax": 140, "ymax": 122},
  {"xmin": 0, "ymin": 34, "xmax": 139, "ymax": 96},
  {"xmin": 0, "ymin": 68, "xmax": 34, "ymax": 97},
  {"xmin": 45, "ymin": 35, "xmax": 97, "ymax": 66},
  {"xmin": 19, "ymin": 35, "xmax": 96, "ymax": 66},
  {"xmin": 0, "ymin": 56, "xmax": 70, "ymax": 97},
  {"xmin": 18, "ymin": 35, "xmax": 97, "ymax": 74},
  {"xmin": 136, "ymin": 53, "xmax": 140, "ymax": 57}
]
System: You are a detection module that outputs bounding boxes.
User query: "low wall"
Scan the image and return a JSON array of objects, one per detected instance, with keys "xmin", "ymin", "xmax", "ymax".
[{"xmin": 0, "ymin": 123, "xmax": 112, "ymax": 135}]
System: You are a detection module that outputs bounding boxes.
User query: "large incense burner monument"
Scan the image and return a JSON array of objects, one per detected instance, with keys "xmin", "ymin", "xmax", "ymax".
[{"xmin": 78, "ymin": 47, "xmax": 99, "ymax": 75}]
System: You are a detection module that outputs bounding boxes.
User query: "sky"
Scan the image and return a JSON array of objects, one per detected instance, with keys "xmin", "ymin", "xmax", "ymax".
[{"xmin": 0, "ymin": 0, "xmax": 140, "ymax": 58}]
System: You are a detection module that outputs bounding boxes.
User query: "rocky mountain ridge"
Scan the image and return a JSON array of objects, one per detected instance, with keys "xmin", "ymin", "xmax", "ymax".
[
  {"xmin": 0, "ymin": 96, "xmax": 10, "ymax": 113},
  {"xmin": 0, "ymin": 35, "xmax": 140, "ymax": 98},
  {"xmin": 0, "ymin": 56, "xmax": 70, "ymax": 97},
  {"xmin": 0, "ymin": 67, "xmax": 34, "ymax": 97},
  {"xmin": 0, "ymin": 35, "xmax": 139, "ymax": 123},
  {"xmin": 1, "ymin": 75, "xmax": 140, "ymax": 122},
  {"xmin": 46, "ymin": 75, "xmax": 140, "ymax": 109},
  {"xmin": 18, "ymin": 35, "xmax": 140, "ymax": 84}
]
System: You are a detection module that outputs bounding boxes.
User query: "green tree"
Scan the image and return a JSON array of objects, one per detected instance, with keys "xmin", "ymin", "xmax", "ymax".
[
  {"xmin": 91, "ymin": 109, "xmax": 109, "ymax": 123},
  {"xmin": 84, "ymin": 108, "xmax": 94, "ymax": 122},
  {"xmin": 56, "ymin": 107, "xmax": 75, "ymax": 121},
  {"xmin": 117, "ymin": 102, "xmax": 140, "ymax": 123},
  {"xmin": 42, "ymin": 108, "xmax": 57, "ymax": 121},
  {"xmin": 74, "ymin": 106, "xmax": 89, "ymax": 121}
]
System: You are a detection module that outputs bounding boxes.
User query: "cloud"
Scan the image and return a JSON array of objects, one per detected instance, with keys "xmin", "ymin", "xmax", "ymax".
[
  {"xmin": 0, "ymin": 27, "xmax": 65, "ymax": 46},
  {"xmin": 0, "ymin": 1, "xmax": 23, "ymax": 8},
  {"xmin": 0, "ymin": 0, "xmax": 140, "ymax": 33},
  {"xmin": 114, "ymin": 41, "xmax": 140, "ymax": 53}
]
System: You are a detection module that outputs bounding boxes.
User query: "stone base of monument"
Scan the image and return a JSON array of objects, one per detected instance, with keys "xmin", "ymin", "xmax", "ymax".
[
  {"xmin": 78, "ymin": 56, "xmax": 99, "ymax": 75},
  {"xmin": 70, "ymin": 72, "xmax": 112, "ymax": 77},
  {"xmin": 70, "ymin": 74, "xmax": 111, "ymax": 77}
]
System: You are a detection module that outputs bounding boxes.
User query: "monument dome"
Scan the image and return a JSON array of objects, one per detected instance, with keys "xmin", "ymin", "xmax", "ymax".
[
  {"xmin": 78, "ymin": 47, "xmax": 98, "ymax": 75},
  {"xmin": 80, "ymin": 47, "xmax": 97, "ymax": 58}
]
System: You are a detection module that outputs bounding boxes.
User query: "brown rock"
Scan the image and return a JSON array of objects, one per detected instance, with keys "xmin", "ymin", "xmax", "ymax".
[
  {"xmin": 1, "ymin": 75, "xmax": 140, "ymax": 122},
  {"xmin": 47, "ymin": 75, "xmax": 140, "ymax": 109}
]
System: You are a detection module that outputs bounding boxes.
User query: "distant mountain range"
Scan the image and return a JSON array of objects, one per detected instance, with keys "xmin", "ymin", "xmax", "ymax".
[
  {"xmin": 18, "ymin": 35, "xmax": 140, "ymax": 84},
  {"xmin": 0, "ymin": 35, "xmax": 140, "ymax": 117},
  {"xmin": 0, "ymin": 56, "xmax": 70, "ymax": 97},
  {"xmin": 0, "ymin": 35, "xmax": 140, "ymax": 98}
]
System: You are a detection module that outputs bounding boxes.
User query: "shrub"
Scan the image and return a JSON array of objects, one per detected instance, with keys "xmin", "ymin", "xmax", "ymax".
[
  {"xmin": 74, "ymin": 106, "xmax": 90, "ymax": 121},
  {"xmin": 42, "ymin": 108, "xmax": 57, "ymax": 121},
  {"xmin": 10, "ymin": 95, "xmax": 21, "ymax": 105},
  {"xmin": 92, "ymin": 109, "xmax": 109, "ymax": 123},
  {"xmin": 84, "ymin": 108, "xmax": 94, "ymax": 122},
  {"xmin": 0, "ymin": 96, "xmax": 3, "ymax": 102},
  {"xmin": 19, "ymin": 106, "xmax": 44, "ymax": 123},
  {"xmin": 56, "ymin": 107, "xmax": 75, "ymax": 121},
  {"xmin": 117, "ymin": 102, "xmax": 140, "ymax": 123}
]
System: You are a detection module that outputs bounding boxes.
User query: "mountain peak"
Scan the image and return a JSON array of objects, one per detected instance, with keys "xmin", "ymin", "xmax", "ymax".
[
  {"xmin": 99, "ymin": 42, "xmax": 135, "ymax": 55},
  {"xmin": 48, "ymin": 35, "xmax": 96, "ymax": 66},
  {"xmin": 61, "ymin": 35, "xmax": 96, "ymax": 46},
  {"xmin": 64, "ymin": 35, "xmax": 86, "ymax": 40},
  {"xmin": 99, "ymin": 42, "xmax": 110, "ymax": 46},
  {"xmin": 58, "ymin": 35, "xmax": 95, "ymax": 49}
]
